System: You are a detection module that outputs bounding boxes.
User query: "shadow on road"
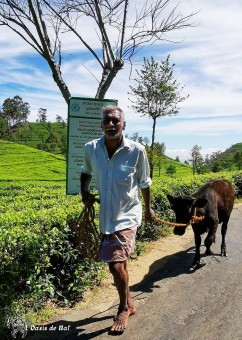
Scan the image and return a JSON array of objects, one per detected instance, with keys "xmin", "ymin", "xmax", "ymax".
[
  {"xmin": 130, "ymin": 246, "xmax": 196, "ymax": 294},
  {"xmin": 26, "ymin": 246, "xmax": 198, "ymax": 340}
]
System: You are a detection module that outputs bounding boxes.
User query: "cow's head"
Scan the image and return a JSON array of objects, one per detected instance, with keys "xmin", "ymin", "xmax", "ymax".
[{"xmin": 167, "ymin": 194, "xmax": 207, "ymax": 236}]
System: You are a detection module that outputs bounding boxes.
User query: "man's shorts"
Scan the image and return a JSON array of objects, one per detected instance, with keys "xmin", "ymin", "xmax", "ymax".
[{"xmin": 98, "ymin": 226, "xmax": 137, "ymax": 263}]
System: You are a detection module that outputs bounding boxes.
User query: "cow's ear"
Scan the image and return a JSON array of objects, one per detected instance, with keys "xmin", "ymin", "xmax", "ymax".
[
  {"xmin": 194, "ymin": 198, "xmax": 208, "ymax": 208},
  {"xmin": 167, "ymin": 194, "xmax": 176, "ymax": 206}
]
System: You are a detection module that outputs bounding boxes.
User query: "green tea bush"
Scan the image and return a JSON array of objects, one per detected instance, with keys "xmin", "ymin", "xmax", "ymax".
[
  {"xmin": 0, "ymin": 181, "xmax": 104, "ymax": 335},
  {"xmin": 137, "ymin": 171, "xmax": 242, "ymax": 242},
  {"xmin": 0, "ymin": 171, "xmax": 241, "ymax": 336}
]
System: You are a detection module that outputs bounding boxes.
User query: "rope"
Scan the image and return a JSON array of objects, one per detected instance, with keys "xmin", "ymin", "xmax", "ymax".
[
  {"xmin": 155, "ymin": 208, "xmax": 205, "ymax": 227},
  {"xmin": 72, "ymin": 199, "xmax": 205, "ymax": 261},
  {"xmin": 72, "ymin": 199, "xmax": 101, "ymax": 261}
]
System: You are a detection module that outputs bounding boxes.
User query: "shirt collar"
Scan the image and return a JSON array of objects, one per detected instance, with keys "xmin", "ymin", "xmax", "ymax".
[{"xmin": 99, "ymin": 135, "xmax": 130, "ymax": 150}]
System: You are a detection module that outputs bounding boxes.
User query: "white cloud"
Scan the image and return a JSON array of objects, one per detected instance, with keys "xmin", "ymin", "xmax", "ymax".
[
  {"xmin": 0, "ymin": 0, "xmax": 241, "ymax": 151},
  {"xmin": 166, "ymin": 147, "xmax": 224, "ymax": 163},
  {"xmin": 156, "ymin": 117, "xmax": 242, "ymax": 136}
]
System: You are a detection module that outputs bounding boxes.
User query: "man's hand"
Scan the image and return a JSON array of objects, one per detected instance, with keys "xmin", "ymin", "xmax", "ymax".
[
  {"xmin": 81, "ymin": 191, "xmax": 96, "ymax": 206},
  {"xmin": 81, "ymin": 173, "xmax": 95, "ymax": 206},
  {"xmin": 144, "ymin": 208, "xmax": 156, "ymax": 223}
]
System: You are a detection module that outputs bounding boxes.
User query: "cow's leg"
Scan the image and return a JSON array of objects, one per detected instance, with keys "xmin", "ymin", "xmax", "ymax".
[
  {"xmin": 191, "ymin": 229, "xmax": 201, "ymax": 269},
  {"xmin": 221, "ymin": 219, "xmax": 229, "ymax": 257},
  {"xmin": 205, "ymin": 224, "xmax": 218, "ymax": 255}
]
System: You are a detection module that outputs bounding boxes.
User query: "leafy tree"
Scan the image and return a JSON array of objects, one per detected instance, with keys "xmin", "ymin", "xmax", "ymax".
[
  {"xmin": 175, "ymin": 156, "xmax": 180, "ymax": 162},
  {"xmin": 14, "ymin": 125, "xmax": 22, "ymax": 143},
  {"xmin": 234, "ymin": 151, "xmax": 242, "ymax": 170},
  {"xmin": 212, "ymin": 160, "xmax": 224, "ymax": 173},
  {"xmin": 125, "ymin": 132, "xmax": 149, "ymax": 146},
  {"xmin": 165, "ymin": 164, "xmax": 176, "ymax": 177},
  {"xmin": 153, "ymin": 142, "xmax": 166, "ymax": 176},
  {"xmin": 59, "ymin": 133, "xmax": 67, "ymax": 158},
  {"xmin": 190, "ymin": 145, "xmax": 203, "ymax": 175},
  {"xmin": 36, "ymin": 130, "xmax": 46, "ymax": 150},
  {"xmin": 0, "ymin": 1, "xmax": 195, "ymax": 102},
  {"xmin": 38, "ymin": 108, "xmax": 47, "ymax": 122},
  {"xmin": 56, "ymin": 115, "xmax": 64, "ymax": 124},
  {"xmin": 1, "ymin": 95, "xmax": 30, "ymax": 127},
  {"xmin": 129, "ymin": 55, "xmax": 188, "ymax": 177},
  {"xmin": 0, "ymin": 118, "xmax": 12, "ymax": 140},
  {"xmin": 184, "ymin": 160, "xmax": 189, "ymax": 165},
  {"xmin": 46, "ymin": 132, "xmax": 59, "ymax": 153},
  {"xmin": 204, "ymin": 150, "xmax": 223, "ymax": 171}
]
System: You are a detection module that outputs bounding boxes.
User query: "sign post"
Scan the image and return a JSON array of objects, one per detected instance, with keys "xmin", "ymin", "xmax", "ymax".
[{"xmin": 66, "ymin": 97, "xmax": 117, "ymax": 195}]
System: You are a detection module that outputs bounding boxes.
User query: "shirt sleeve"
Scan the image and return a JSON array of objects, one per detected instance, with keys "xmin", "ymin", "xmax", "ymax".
[
  {"xmin": 81, "ymin": 144, "xmax": 93, "ymax": 175},
  {"xmin": 136, "ymin": 147, "xmax": 152, "ymax": 189}
]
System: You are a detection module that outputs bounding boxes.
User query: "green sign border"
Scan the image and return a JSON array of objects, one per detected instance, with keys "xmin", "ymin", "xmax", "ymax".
[{"xmin": 66, "ymin": 97, "xmax": 118, "ymax": 195}]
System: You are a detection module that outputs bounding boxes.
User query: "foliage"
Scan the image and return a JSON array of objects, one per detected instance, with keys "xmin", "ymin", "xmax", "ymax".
[
  {"xmin": 0, "ymin": 181, "xmax": 104, "ymax": 335},
  {"xmin": 137, "ymin": 170, "xmax": 242, "ymax": 242},
  {"xmin": 204, "ymin": 143, "xmax": 242, "ymax": 171},
  {"xmin": 0, "ymin": 95, "xmax": 30, "ymax": 127},
  {"xmin": 37, "ymin": 108, "xmax": 47, "ymax": 123},
  {"xmin": 0, "ymin": 170, "xmax": 242, "ymax": 336},
  {"xmin": 190, "ymin": 144, "xmax": 203, "ymax": 175},
  {"xmin": 153, "ymin": 156, "xmax": 193, "ymax": 178},
  {"xmin": 129, "ymin": 55, "xmax": 188, "ymax": 177},
  {"xmin": 165, "ymin": 164, "xmax": 176, "ymax": 176},
  {"xmin": 125, "ymin": 132, "xmax": 149, "ymax": 146},
  {"xmin": 1, "ymin": 121, "xmax": 67, "ymax": 156},
  {"xmin": 0, "ymin": 119, "xmax": 11, "ymax": 140},
  {"xmin": 175, "ymin": 156, "xmax": 180, "ymax": 162},
  {"xmin": 0, "ymin": 138, "xmax": 241, "ymax": 336},
  {"xmin": 0, "ymin": 140, "xmax": 66, "ymax": 181},
  {"xmin": 234, "ymin": 151, "xmax": 242, "ymax": 170}
]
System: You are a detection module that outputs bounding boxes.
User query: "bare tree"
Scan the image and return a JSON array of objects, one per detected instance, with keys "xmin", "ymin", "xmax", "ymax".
[{"xmin": 0, "ymin": 1, "xmax": 195, "ymax": 102}]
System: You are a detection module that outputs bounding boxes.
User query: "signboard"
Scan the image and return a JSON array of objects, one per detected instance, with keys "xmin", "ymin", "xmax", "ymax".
[{"xmin": 66, "ymin": 97, "xmax": 118, "ymax": 195}]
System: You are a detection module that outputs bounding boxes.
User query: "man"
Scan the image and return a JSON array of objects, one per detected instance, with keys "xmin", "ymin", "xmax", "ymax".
[{"xmin": 81, "ymin": 105, "xmax": 155, "ymax": 333}]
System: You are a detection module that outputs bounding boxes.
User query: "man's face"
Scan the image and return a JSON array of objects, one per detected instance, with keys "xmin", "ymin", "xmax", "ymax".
[{"xmin": 101, "ymin": 110, "xmax": 125, "ymax": 141}]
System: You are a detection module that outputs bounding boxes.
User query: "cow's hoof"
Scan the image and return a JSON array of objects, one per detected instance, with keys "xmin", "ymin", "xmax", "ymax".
[
  {"xmin": 190, "ymin": 259, "xmax": 206, "ymax": 272},
  {"xmin": 221, "ymin": 250, "xmax": 227, "ymax": 257},
  {"xmin": 205, "ymin": 249, "xmax": 213, "ymax": 256},
  {"xmin": 190, "ymin": 262, "xmax": 201, "ymax": 271}
]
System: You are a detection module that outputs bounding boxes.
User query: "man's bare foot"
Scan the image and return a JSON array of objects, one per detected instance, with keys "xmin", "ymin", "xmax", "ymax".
[{"xmin": 110, "ymin": 306, "xmax": 136, "ymax": 333}]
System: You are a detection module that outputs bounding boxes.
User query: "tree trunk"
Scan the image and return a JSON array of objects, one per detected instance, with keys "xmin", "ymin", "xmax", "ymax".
[
  {"xmin": 47, "ymin": 58, "xmax": 71, "ymax": 104},
  {"xmin": 95, "ymin": 61, "xmax": 123, "ymax": 99},
  {"xmin": 193, "ymin": 158, "xmax": 196, "ymax": 175},
  {"xmin": 150, "ymin": 117, "xmax": 156, "ymax": 179}
]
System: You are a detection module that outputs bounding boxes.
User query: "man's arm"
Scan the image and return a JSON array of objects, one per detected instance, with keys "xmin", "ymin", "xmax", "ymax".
[
  {"xmin": 80, "ymin": 173, "xmax": 95, "ymax": 205},
  {"xmin": 141, "ymin": 187, "xmax": 156, "ymax": 222}
]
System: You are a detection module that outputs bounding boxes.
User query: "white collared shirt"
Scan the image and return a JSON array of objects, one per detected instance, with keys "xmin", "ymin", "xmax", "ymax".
[{"xmin": 81, "ymin": 135, "xmax": 152, "ymax": 234}]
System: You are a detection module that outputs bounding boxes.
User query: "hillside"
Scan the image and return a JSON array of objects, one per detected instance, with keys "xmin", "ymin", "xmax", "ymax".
[
  {"xmin": 0, "ymin": 140, "xmax": 66, "ymax": 181},
  {"xmin": 0, "ymin": 137, "xmax": 193, "ymax": 182},
  {"xmin": 17, "ymin": 122, "xmax": 67, "ymax": 155},
  {"xmin": 208, "ymin": 142, "xmax": 242, "ymax": 171},
  {"xmin": 219, "ymin": 143, "xmax": 242, "ymax": 158},
  {"xmin": 153, "ymin": 157, "xmax": 193, "ymax": 177}
]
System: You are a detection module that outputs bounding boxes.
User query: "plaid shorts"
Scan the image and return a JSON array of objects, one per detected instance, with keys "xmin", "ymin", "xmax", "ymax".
[{"xmin": 98, "ymin": 226, "xmax": 137, "ymax": 263}]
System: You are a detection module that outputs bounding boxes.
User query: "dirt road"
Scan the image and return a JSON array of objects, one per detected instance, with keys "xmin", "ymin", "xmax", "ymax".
[{"xmin": 27, "ymin": 204, "xmax": 242, "ymax": 340}]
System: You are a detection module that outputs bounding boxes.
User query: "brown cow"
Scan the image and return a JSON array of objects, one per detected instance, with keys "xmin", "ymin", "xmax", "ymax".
[{"xmin": 167, "ymin": 178, "xmax": 235, "ymax": 270}]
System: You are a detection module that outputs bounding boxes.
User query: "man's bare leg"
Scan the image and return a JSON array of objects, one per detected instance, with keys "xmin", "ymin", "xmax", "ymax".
[
  {"xmin": 124, "ymin": 260, "xmax": 136, "ymax": 314},
  {"xmin": 109, "ymin": 261, "xmax": 135, "ymax": 332}
]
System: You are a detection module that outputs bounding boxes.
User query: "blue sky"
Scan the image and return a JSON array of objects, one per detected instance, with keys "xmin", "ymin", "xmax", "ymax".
[{"xmin": 0, "ymin": 0, "xmax": 241, "ymax": 162}]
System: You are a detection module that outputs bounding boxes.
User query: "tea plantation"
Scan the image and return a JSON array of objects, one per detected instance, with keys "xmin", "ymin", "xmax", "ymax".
[{"xmin": 0, "ymin": 140, "xmax": 242, "ymax": 338}]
